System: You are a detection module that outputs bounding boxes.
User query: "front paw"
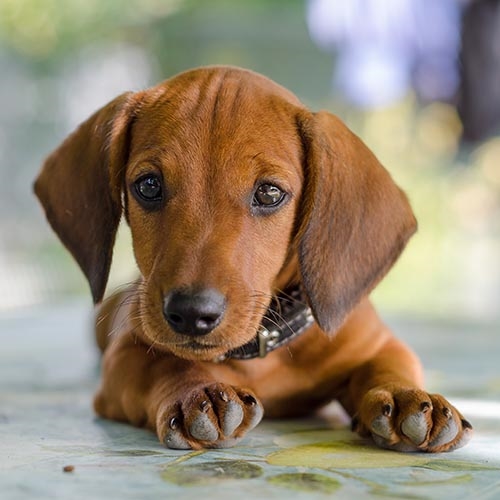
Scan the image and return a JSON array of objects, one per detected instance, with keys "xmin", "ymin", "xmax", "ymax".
[
  {"xmin": 353, "ymin": 387, "xmax": 472, "ymax": 452},
  {"xmin": 157, "ymin": 383, "xmax": 263, "ymax": 449}
]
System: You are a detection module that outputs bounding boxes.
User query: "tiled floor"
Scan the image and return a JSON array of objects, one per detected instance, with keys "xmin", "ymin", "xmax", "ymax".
[{"xmin": 1, "ymin": 301, "xmax": 499, "ymax": 499}]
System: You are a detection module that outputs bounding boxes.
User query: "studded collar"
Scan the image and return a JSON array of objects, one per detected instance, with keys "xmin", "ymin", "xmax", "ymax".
[{"xmin": 223, "ymin": 285, "xmax": 314, "ymax": 360}]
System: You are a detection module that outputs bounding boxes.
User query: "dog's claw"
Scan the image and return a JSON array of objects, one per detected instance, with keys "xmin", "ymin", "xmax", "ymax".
[
  {"xmin": 350, "ymin": 415, "xmax": 360, "ymax": 432},
  {"xmin": 158, "ymin": 383, "xmax": 263, "ymax": 449},
  {"xmin": 199, "ymin": 400, "xmax": 211, "ymax": 413},
  {"xmin": 462, "ymin": 418, "xmax": 473, "ymax": 430},
  {"xmin": 242, "ymin": 394, "xmax": 257, "ymax": 406},
  {"xmin": 421, "ymin": 401, "xmax": 432, "ymax": 413},
  {"xmin": 382, "ymin": 403, "xmax": 392, "ymax": 417},
  {"xmin": 356, "ymin": 387, "xmax": 472, "ymax": 452},
  {"xmin": 443, "ymin": 406, "xmax": 452, "ymax": 419}
]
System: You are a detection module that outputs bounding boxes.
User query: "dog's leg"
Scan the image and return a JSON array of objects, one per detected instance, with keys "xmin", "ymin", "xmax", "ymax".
[
  {"xmin": 93, "ymin": 331, "xmax": 263, "ymax": 449},
  {"xmin": 347, "ymin": 336, "xmax": 473, "ymax": 452}
]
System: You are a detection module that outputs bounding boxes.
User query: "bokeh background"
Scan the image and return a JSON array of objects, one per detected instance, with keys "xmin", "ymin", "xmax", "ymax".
[{"xmin": 1, "ymin": 0, "xmax": 499, "ymax": 325}]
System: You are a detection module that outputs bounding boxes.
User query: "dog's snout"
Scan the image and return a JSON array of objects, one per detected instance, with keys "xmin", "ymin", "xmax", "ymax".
[{"xmin": 163, "ymin": 288, "xmax": 226, "ymax": 336}]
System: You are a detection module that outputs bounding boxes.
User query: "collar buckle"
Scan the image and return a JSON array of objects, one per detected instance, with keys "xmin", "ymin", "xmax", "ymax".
[{"xmin": 258, "ymin": 326, "xmax": 281, "ymax": 358}]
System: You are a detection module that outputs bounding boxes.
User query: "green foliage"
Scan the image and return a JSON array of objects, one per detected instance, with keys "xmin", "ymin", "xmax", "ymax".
[{"xmin": 0, "ymin": 0, "xmax": 183, "ymax": 60}]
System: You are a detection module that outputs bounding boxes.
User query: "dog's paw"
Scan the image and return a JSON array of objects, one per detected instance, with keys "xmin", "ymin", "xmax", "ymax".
[
  {"xmin": 157, "ymin": 383, "xmax": 263, "ymax": 449},
  {"xmin": 352, "ymin": 387, "xmax": 472, "ymax": 452}
]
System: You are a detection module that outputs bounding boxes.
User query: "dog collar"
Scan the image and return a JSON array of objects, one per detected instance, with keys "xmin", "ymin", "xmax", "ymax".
[{"xmin": 222, "ymin": 286, "xmax": 314, "ymax": 360}]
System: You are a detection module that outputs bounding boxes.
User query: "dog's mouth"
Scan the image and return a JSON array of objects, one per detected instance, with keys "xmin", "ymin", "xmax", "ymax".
[
  {"xmin": 171, "ymin": 337, "xmax": 239, "ymax": 361},
  {"xmin": 182, "ymin": 339, "xmax": 220, "ymax": 351}
]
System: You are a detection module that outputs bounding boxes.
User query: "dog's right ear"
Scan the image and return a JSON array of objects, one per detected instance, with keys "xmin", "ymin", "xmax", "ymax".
[
  {"xmin": 34, "ymin": 92, "xmax": 140, "ymax": 303},
  {"xmin": 296, "ymin": 111, "xmax": 417, "ymax": 334}
]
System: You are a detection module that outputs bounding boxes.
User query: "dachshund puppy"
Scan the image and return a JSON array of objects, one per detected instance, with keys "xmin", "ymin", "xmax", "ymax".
[{"xmin": 34, "ymin": 66, "xmax": 472, "ymax": 451}]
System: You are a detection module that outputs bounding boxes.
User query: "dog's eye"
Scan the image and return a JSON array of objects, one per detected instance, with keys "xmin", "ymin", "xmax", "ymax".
[
  {"xmin": 253, "ymin": 184, "xmax": 286, "ymax": 209},
  {"xmin": 133, "ymin": 174, "xmax": 163, "ymax": 206}
]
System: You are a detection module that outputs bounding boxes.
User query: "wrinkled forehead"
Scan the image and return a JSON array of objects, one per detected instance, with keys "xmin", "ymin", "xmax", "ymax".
[{"xmin": 129, "ymin": 67, "xmax": 305, "ymax": 168}]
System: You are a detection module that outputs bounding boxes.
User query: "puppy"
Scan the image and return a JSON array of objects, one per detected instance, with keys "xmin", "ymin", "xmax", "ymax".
[{"xmin": 34, "ymin": 66, "xmax": 472, "ymax": 451}]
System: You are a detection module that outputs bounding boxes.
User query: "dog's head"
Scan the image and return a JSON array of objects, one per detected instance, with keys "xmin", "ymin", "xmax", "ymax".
[{"xmin": 34, "ymin": 66, "xmax": 416, "ymax": 361}]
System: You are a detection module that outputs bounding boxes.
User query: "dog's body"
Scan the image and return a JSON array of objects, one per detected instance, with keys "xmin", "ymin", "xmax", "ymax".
[{"xmin": 35, "ymin": 66, "xmax": 471, "ymax": 451}]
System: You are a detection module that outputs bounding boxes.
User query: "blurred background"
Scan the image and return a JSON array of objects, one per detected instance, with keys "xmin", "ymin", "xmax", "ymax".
[{"xmin": 1, "ymin": 0, "xmax": 499, "ymax": 324}]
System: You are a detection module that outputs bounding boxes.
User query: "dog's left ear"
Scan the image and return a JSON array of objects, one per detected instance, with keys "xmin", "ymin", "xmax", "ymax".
[
  {"xmin": 34, "ymin": 92, "xmax": 141, "ymax": 303},
  {"xmin": 297, "ymin": 111, "xmax": 417, "ymax": 333}
]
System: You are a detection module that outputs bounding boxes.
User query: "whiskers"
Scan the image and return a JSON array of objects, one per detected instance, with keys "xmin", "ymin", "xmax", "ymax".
[
  {"xmin": 94, "ymin": 278, "xmax": 309, "ymax": 358},
  {"xmin": 146, "ymin": 338, "xmax": 159, "ymax": 355},
  {"xmin": 95, "ymin": 280, "xmax": 149, "ymax": 345},
  {"xmin": 249, "ymin": 286, "xmax": 307, "ymax": 336}
]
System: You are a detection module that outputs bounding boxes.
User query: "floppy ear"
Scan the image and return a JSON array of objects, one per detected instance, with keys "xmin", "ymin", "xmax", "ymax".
[
  {"xmin": 297, "ymin": 111, "xmax": 417, "ymax": 333},
  {"xmin": 34, "ymin": 92, "xmax": 139, "ymax": 303}
]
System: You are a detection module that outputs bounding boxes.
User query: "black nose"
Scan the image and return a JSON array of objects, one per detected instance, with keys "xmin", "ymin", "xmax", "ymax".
[{"xmin": 163, "ymin": 288, "xmax": 226, "ymax": 336}]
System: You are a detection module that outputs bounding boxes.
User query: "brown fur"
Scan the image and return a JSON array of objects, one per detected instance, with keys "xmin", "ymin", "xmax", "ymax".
[{"xmin": 34, "ymin": 66, "xmax": 471, "ymax": 451}]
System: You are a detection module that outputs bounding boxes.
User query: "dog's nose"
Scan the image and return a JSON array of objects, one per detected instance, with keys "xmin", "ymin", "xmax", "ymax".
[{"xmin": 163, "ymin": 288, "xmax": 226, "ymax": 336}]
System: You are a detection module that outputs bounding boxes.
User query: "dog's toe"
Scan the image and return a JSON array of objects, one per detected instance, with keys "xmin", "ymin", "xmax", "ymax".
[
  {"xmin": 221, "ymin": 399, "xmax": 244, "ymax": 436},
  {"xmin": 428, "ymin": 415, "xmax": 459, "ymax": 449},
  {"xmin": 204, "ymin": 386, "xmax": 244, "ymax": 437},
  {"xmin": 235, "ymin": 391, "xmax": 264, "ymax": 432},
  {"xmin": 164, "ymin": 417, "xmax": 191, "ymax": 449},
  {"xmin": 426, "ymin": 395, "xmax": 473, "ymax": 452},
  {"xmin": 370, "ymin": 403, "xmax": 394, "ymax": 440},
  {"xmin": 188, "ymin": 400, "xmax": 220, "ymax": 442},
  {"xmin": 400, "ymin": 401, "xmax": 432, "ymax": 446}
]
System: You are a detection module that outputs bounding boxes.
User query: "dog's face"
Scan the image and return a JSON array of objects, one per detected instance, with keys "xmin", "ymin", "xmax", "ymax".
[
  {"xmin": 124, "ymin": 71, "xmax": 304, "ymax": 359},
  {"xmin": 34, "ymin": 66, "xmax": 416, "ymax": 361}
]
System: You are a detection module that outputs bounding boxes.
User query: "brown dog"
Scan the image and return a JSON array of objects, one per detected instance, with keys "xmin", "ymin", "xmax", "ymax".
[{"xmin": 34, "ymin": 66, "xmax": 472, "ymax": 451}]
